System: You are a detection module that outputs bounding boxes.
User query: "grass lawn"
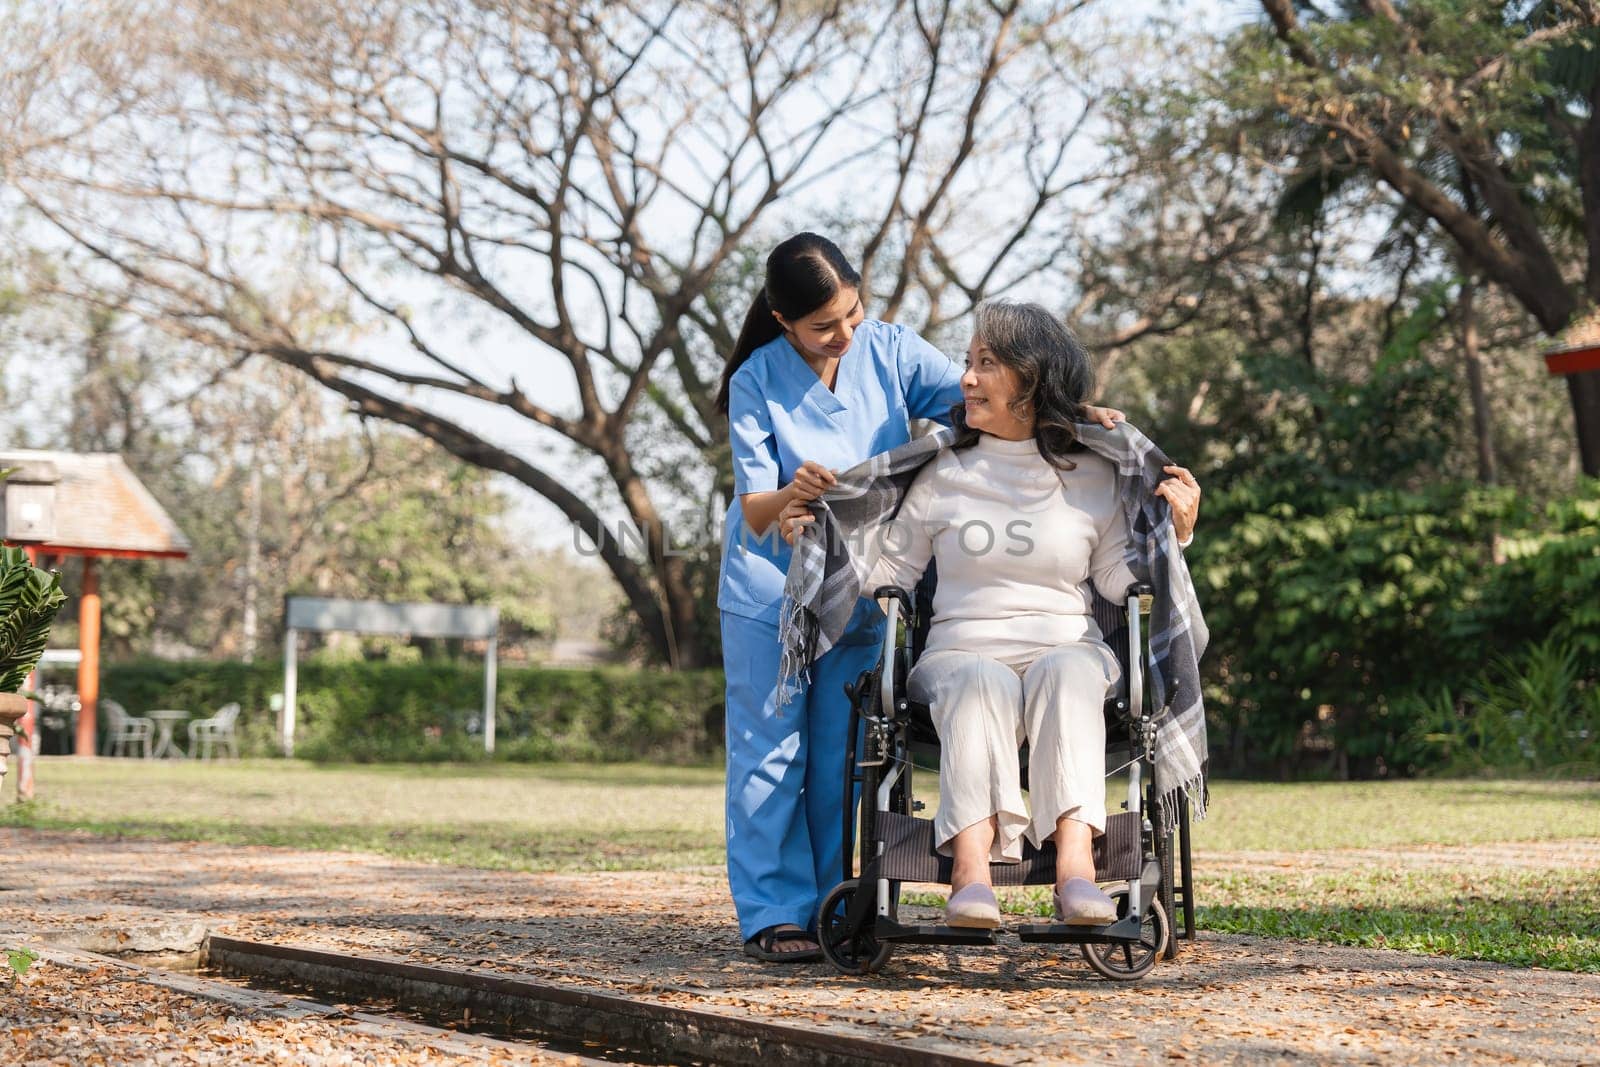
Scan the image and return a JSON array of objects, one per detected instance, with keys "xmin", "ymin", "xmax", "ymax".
[
  {"xmin": 4, "ymin": 759, "xmax": 1597, "ymax": 970},
  {"xmin": 1, "ymin": 758, "xmax": 726, "ymax": 871},
  {"xmin": 1183, "ymin": 778, "xmax": 1600, "ymax": 850},
  {"xmin": 904, "ymin": 861, "xmax": 1600, "ymax": 972},
  {"xmin": 1197, "ymin": 866, "xmax": 1600, "ymax": 971}
]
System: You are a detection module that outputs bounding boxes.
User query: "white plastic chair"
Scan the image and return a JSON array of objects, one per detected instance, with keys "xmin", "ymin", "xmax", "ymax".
[
  {"xmin": 188, "ymin": 702, "xmax": 241, "ymax": 760},
  {"xmin": 99, "ymin": 699, "xmax": 153, "ymax": 758}
]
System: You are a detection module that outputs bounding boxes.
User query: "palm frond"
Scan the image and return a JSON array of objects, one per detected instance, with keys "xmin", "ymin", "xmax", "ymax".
[
  {"xmin": 0, "ymin": 546, "xmax": 69, "ymax": 694},
  {"xmin": 1538, "ymin": 32, "xmax": 1600, "ymax": 97},
  {"xmin": 1274, "ymin": 159, "xmax": 1364, "ymax": 229}
]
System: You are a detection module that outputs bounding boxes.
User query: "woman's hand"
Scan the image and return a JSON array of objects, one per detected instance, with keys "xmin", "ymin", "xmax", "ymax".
[
  {"xmin": 789, "ymin": 460, "xmax": 837, "ymax": 501},
  {"xmin": 1082, "ymin": 405, "xmax": 1126, "ymax": 429},
  {"xmin": 738, "ymin": 459, "xmax": 833, "ymax": 537},
  {"xmin": 778, "ymin": 497, "xmax": 817, "ymax": 546},
  {"xmin": 1155, "ymin": 465, "xmax": 1201, "ymax": 544}
]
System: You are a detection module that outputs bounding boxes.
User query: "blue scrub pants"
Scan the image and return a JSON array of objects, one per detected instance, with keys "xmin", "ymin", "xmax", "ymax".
[{"xmin": 721, "ymin": 607, "xmax": 884, "ymax": 940}]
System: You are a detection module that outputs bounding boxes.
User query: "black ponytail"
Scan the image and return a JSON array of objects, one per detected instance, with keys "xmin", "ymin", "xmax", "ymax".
[
  {"xmin": 716, "ymin": 232, "xmax": 862, "ymax": 414},
  {"xmin": 718, "ymin": 290, "xmax": 784, "ymax": 414}
]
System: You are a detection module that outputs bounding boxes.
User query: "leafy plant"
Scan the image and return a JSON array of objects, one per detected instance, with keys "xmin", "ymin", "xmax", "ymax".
[
  {"xmin": 0, "ymin": 545, "xmax": 68, "ymax": 693},
  {"xmin": 1485, "ymin": 492, "xmax": 1600, "ymax": 658},
  {"xmin": 1396, "ymin": 641, "xmax": 1600, "ymax": 777},
  {"xmin": 1192, "ymin": 455, "xmax": 1600, "ymax": 779},
  {"xmin": 4, "ymin": 947, "xmax": 37, "ymax": 978},
  {"xmin": 1191, "ymin": 480, "xmax": 1515, "ymax": 775}
]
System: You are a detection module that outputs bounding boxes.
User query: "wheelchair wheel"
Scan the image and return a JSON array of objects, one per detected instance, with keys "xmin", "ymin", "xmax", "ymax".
[
  {"xmin": 1081, "ymin": 892, "xmax": 1168, "ymax": 981},
  {"xmin": 818, "ymin": 880, "xmax": 893, "ymax": 975}
]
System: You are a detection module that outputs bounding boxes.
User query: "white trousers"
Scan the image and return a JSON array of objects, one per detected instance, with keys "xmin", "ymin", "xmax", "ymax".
[{"xmin": 907, "ymin": 642, "xmax": 1119, "ymax": 863}]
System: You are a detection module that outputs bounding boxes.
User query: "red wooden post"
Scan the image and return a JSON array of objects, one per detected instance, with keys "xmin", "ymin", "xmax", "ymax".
[
  {"xmin": 18, "ymin": 546, "xmax": 39, "ymax": 798},
  {"xmin": 1545, "ymin": 311, "xmax": 1600, "ymax": 478},
  {"xmin": 17, "ymin": 666, "xmax": 36, "ymax": 799},
  {"xmin": 1544, "ymin": 346, "xmax": 1600, "ymax": 478},
  {"xmin": 75, "ymin": 555, "xmax": 100, "ymax": 757}
]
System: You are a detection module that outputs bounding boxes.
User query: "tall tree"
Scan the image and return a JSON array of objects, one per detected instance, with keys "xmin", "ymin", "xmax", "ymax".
[
  {"xmin": 1, "ymin": 0, "xmax": 1146, "ymax": 667},
  {"xmin": 0, "ymin": 298, "xmax": 586, "ymax": 660},
  {"xmin": 1238, "ymin": 1, "xmax": 1595, "ymax": 335},
  {"xmin": 1072, "ymin": 28, "xmax": 1570, "ymax": 495}
]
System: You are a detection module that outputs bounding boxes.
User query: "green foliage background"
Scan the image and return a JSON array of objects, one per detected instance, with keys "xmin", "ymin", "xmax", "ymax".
[
  {"xmin": 1194, "ymin": 478, "xmax": 1600, "ymax": 778},
  {"xmin": 98, "ymin": 660, "xmax": 725, "ymax": 765},
  {"xmin": 1110, "ymin": 284, "xmax": 1598, "ymax": 780}
]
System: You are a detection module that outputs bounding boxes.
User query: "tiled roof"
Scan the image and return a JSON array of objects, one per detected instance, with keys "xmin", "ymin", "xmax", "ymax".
[
  {"xmin": 1550, "ymin": 307, "xmax": 1600, "ymax": 353},
  {"xmin": 0, "ymin": 450, "xmax": 190, "ymax": 557}
]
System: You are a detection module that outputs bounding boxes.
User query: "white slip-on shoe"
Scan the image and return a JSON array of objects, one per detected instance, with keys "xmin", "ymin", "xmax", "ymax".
[
  {"xmin": 1053, "ymin": 877, "xmax": 1118, "ymax": 925},
  {"xmin": 944, "ymin": 883, "xmax": 1002, "ymax": 929}
]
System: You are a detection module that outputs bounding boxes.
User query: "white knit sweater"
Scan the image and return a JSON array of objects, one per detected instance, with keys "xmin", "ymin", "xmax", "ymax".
[{"xmin": 862, "ymin": 433, "xmax": 1140, "ymax": 660}]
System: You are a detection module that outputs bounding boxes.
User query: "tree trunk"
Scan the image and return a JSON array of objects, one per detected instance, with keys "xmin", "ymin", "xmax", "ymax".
[
  {"xmin": 1458, "ymin": 276, "xmax": 1497, "ymax": 486},
  {"xmin": 606, "ymin": 448, "xmax": 710, "ymax": 670},
  {"xmin": 241, "ymin": 461, "xmax": 262, "ymax": 660}
]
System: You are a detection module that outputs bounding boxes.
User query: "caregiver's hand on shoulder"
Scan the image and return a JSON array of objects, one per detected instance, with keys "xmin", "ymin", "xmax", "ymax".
[
  {"xmin": 1082, "ymin": 405, "xmax": 1125, "ymax": 429},
  {"xmin": 1155, "ymin": 464, "xmax": 1201, "ymax": 544},
  {"xmin": 779, "ymin": 497, "xmax": 816, "ymax": 546},
  {"xmin": 788, "ymin": 460, "xmax": 836, "ymax": 501}
]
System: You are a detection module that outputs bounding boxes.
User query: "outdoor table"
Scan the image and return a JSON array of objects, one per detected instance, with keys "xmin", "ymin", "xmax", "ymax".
[{"xmin": 147, "ymin": 709, "xmax": 191, "ymax": 759}]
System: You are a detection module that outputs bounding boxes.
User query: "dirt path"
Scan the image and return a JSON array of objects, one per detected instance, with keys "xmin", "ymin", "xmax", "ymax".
[
  {"xmin": 3, "ymin": 829, "xmax": 1597, "ymax": 1065},
  {"xmin": 1, "ymin": 948, "xmax": 536, "ymax": 1066}
]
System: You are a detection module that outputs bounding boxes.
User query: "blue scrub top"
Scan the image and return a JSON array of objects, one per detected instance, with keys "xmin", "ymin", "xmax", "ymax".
[{"xmin": 719, "ymin": 318, "xmax": 963, "ymax": 624}]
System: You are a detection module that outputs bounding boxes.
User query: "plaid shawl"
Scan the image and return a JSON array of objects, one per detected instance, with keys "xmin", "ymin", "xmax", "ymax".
[{"xmin": 777, "ymin": 422, "xmax": 1209, "ymax": 830}]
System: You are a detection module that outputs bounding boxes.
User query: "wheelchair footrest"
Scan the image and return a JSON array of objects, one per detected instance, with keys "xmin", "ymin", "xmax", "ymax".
[
  {"xmin": 874, "ymin": 919, "xmax": 997, "ymax": 946},
  {"xmin": 1017, "ymin": 915, "xmax": 1144, "ymax": 944}
]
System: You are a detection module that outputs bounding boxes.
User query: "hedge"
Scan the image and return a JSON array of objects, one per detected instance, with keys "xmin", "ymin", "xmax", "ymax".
[
  {"xmin": 1192, "ymin": 478, "xmax": 1600, "ymax": 778},
  {"xmin": 100, "ymin": 659, "xmax": 726, "ymax": 764}
]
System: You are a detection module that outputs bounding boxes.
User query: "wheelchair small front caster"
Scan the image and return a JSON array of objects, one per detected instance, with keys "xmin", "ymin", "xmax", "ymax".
[
  {"xmin": 818, "ymin": 880, "xmax": 894, "ymax": 975},
  {"xmin": 1081, "ymin": 892, "xmax": 1168, "ymax": 981}
]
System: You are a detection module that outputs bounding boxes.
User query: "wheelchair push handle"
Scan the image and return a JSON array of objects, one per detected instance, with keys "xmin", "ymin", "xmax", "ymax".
[{"xmin": 873, "ymin": 585, "xmax": 915, "ymax": 615}]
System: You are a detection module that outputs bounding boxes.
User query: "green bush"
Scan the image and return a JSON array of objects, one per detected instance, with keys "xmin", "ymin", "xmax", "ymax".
[
  {"xmin": 1395, "ymin": 641, "xmax": 1600, "ymax": 777},
  {"xmin": 101, "ymin": 660, "xmax": 726, "ymax": 764},
  {"xmin": 1192, "ymin": 481, "xmax": 1513, "ymax": 775},
  {"xmin": 1481, "ymin": 492, "xmax": 1600, "ymax": 657},
  {"xmin": 1194, "ymin": 477, "xmax": 1600, "ymax": 778}
]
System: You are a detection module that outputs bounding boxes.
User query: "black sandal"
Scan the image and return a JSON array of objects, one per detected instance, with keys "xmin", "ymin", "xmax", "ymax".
[{"xmin": 742, "ymin": 925, "xmax": 822, "ymax": 963}]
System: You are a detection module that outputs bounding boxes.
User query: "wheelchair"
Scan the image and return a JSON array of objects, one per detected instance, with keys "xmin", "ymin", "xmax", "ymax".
[{"xmin": 818, "ymin": 578, "xmax": 1195, "ymax": 980}]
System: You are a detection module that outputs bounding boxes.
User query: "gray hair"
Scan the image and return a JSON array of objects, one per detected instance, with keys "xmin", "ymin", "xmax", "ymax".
[
  {"xmin": 972, "ymin": 299, "xmax": 1094, "ymax": 407},
  {"xmin": 957, "ymin": 298, "xmax": 1094, "ymax": 468}
]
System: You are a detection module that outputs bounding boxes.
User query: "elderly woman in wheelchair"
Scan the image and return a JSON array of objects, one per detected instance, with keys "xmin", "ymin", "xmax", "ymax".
[{"xmin": 780, "ymin": 299, "xmax": 1201, "ymax": 940}]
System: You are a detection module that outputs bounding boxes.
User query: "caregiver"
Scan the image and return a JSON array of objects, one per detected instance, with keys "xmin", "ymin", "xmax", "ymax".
[{"xmin": 715, "ymin": 232, "xmax": 1124, "ymax": 962}]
